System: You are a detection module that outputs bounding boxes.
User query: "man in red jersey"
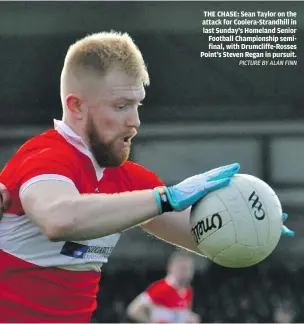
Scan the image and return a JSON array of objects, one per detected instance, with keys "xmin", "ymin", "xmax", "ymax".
[
  {"xmin": 0, "ymin": 31, "xmax": 292, "ymax": 323},
  {"xmin": 127, "ymin": 250, "xmax": 200, "ymax": 323}
]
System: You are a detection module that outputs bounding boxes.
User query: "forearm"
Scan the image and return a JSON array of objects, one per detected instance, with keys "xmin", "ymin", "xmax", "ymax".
[
  {"xmin": 47, "ymin": 190, "xmax": 159, "ymax": 241},
  {"xmin": 128, "ymin": 309, "xmax": 151, "ymax": 323},
  {"xmin": 141, "ymin": 209, "xmax": 202, "ymax": 255},
  {"xmin": 127, "ymin": 296, "xmax": 152, "ymax": 323},
  {"xmin": 188, "ymin": 311, "xmax": 201, "ymax": 323}
]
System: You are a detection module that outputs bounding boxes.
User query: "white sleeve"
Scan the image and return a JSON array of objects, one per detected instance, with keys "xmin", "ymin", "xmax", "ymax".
[{"xmin": 19, "ymin": 174, "xmax": 75, "ymax": 197}]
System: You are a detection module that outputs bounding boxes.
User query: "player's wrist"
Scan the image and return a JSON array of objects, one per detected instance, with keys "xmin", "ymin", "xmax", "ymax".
[{"xmin": 153, "ymin": 187, "xmax": 174, "ymax": 214}]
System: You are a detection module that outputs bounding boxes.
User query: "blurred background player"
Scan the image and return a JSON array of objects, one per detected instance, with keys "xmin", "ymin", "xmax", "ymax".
[{"xmin": 127, "ymin": 250, "xmax": 200, "ymax": 323}]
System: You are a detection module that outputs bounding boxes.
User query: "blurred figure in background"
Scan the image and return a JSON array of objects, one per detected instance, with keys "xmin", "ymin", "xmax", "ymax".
[
  {"xmin": 127, "ymin": 250, "xmax": 200, "ymax": 323},
  {"xmin": 273, "ymin": 300, "xmax": 296, "ymax": 323}
]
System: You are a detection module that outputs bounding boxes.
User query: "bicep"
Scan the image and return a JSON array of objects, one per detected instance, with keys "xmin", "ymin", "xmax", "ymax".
[
  {"xmin": 20, "ymin": 180, "xmax": 80, "ymax": 230},
  {"xmin": 15, "ymin": 147, "xmax": 80, "ymax": 226}
]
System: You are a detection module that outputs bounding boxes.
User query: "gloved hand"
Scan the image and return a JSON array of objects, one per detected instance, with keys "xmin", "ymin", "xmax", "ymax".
[
  {"xmin": 153, "ymin": 162, "xmax": 240, "ymax": 213},
  {"xmin": 281, "ymin": 213, "xmax": 294, "ymax": 237}
]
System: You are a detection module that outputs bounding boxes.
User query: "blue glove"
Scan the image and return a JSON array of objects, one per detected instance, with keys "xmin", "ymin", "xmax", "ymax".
[
  {"xmin": 153, "ymin": 163, "xmax": 240, "ymax": 213},
  {"xmin": 281, "ymin": 213, "xmax": 294, "ymax": 237}
]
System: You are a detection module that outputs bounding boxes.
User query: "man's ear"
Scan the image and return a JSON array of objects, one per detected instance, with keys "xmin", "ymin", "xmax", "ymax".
[{"xmin": 66, "ymin": 94, "xmax": 86, "ymax": 120}]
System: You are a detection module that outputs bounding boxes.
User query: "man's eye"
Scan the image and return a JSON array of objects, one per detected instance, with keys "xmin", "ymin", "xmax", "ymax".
[{"xmin": 117, "ymin": 104, "xmax": 126, "ymax": 110}]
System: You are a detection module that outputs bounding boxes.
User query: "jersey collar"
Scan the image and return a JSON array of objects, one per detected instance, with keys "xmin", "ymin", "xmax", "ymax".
[{"xmin": 54, "ymin": 119, "xmax": 104, "ymax": 181}]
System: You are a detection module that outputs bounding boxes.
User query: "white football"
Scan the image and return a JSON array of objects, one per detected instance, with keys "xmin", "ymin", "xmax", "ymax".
[{"xmin": 190, "ymin": 174, "xmax": 283, "ymax": 268}]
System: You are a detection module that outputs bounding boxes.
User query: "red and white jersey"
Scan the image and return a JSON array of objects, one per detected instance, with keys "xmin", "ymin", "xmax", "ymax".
[
  {"xmin": 0, "ymin": 119, "xmax": 164, "ymax": 323},
  {"xmin": 143, "ymin": 279, "xmax": 193, "ymax": 323}
]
